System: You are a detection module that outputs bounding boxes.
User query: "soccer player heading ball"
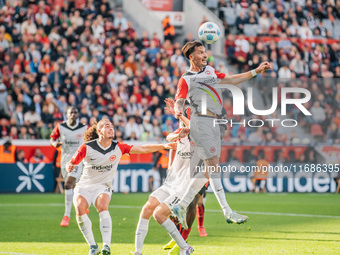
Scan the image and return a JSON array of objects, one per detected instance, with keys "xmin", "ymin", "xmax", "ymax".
[{"xmin": 171, "ymin": 40, "xmax": 271, "ymax": 230}]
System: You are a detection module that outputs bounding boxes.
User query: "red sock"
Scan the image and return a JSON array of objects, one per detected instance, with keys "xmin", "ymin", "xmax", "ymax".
[
  {"xmin": 181, "ymin": 228, "xmax": 191, "ymax": 240},
  {"xmin": 196, "ymin": 204, "xmax": 205, "ymax": 228}
]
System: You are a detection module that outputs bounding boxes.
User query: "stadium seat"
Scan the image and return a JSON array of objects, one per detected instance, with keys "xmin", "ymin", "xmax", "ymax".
[
  {"xmin": 301, "ymin": 138, "xmax": 311, "ymax": 144},
  {"xmin": 244, "ymin": 24, "xmax": 258, "ymax": 36},
  {"xmin": 322, "ymin": 19, "xmax": 334, "ymax": 36},
  {"xmin": 55, "ymin": 172, "xmax": 64, "ymax": 194},
  {"xmin": 224, "ymin": 8, "xmax": 237, "ymax": 25},
  {"xmin": 334, "ymin": 20, "xmax": 340, "ymax": 39},
  {"xmin": 310, "ymin": 124, "xmax": 324, "ymax": 136},
  {"xmin": 283, "ymin": 1, "xmax": 290, "ymax": 11}
]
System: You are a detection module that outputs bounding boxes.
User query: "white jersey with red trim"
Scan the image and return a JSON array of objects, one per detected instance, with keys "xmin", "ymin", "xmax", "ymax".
[
  {"xmin": 71, "ymin": 139, "xmax": 132, "ymax": 188},
  {"xmin": 165, "ymin": 130, "xmax": 201, "ymax": 190},
  {"xmin": 50, "ymin": 121, "xmax": 87, "ymax": 169},
  {"xmin": 175, "ymin": 65, "xmax": 225, "ymax": 115}
]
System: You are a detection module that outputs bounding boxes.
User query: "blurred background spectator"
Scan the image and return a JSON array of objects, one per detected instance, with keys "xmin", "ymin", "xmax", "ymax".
[{"xmin": 0, "ymin": 0, "xmax": 338, "ymax": 165}]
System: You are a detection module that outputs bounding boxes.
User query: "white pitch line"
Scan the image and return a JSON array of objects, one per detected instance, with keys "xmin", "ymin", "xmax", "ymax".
[
  {"xmin": 1, "ymin": 203, "xmax": 340, "ymax": 219},
  {"xmin": 0, "ymin": 252, "xmax": 37, "ymax": 255}
]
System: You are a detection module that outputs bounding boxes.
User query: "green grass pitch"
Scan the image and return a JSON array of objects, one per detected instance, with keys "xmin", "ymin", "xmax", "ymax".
[{"xmin": 0, "ymin": 193, "xmax": 340, "ymax": 255}]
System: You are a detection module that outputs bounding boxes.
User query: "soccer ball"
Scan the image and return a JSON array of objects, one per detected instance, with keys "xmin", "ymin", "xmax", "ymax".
[{"xmin": 198, "ymin": 22, "xmax": 220, "ymax": 44}]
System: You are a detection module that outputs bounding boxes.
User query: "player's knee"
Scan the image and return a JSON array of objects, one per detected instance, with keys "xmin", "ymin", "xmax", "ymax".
[
  {"xmin": 64, "ymin": 179, "xmax": 75, "ymax": 189},
  {"xmin": 153, "ymin": 209, "xmax": 163, "ymax": 223},
  {"xmin": 75, "ymin": 205, "xmax": 85, "ymax": 216},
  {"xmin": 142, "ymin": 203, "xmax": 154, "ymax": 219},
  {"xmin": 64, "ymin": 182, "xmax": 73, "ymax": 189},
  {"xmin": 97, "ymin": 204, "xmax": 109, "ymax": 212}
]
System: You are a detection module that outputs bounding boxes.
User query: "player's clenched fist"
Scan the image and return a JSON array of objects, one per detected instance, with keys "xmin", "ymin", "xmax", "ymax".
[
  {"xmin": 66, "ymin": 161, "xmax": 75, "ymax": 173},
  {"xmin": 255, "ymin": 62, "xmax": 271, "ymax": 74}
]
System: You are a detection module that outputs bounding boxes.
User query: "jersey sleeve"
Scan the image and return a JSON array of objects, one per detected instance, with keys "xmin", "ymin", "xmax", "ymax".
[
  {"xmin": 118, "ymin": 143, "xmax": 133, "ymax": 155},
  {"xmin": 174, "ymin": 128, "xmax": 182, "ymax": 134},
  {"xmin": 50, "ymin": 124, "xmax": 60, "ymax": 140},
  {"xmin": 214, "ymin": 70, "xmax": 226, "ymax": 83},
  {"xmin": 175, "ymin": 77, "xmax": 188, "ymax": 101},
  {"xmin": 71, "ymin": 143, "xmax": 87, "ymax": 164}
]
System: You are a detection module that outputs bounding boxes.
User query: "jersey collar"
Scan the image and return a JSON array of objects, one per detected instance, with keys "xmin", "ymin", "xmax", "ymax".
[
  {"xmin": 66, "ymin": 120, "xmax": 79, "ymax": 129},
  {"xmin": 187, "ymin": 66, "xmax": 206, "ymax": 75}
]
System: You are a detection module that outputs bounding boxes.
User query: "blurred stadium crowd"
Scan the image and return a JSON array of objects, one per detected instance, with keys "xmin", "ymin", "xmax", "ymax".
[
  {"xmin": 0, "ymin": 0, "xmax": 339, "ymax": 148},
  {"xmin": 202, "ymin": 0, "xmax": 340, "ymax": 144},
  {"xmin": 0, "ymin": 0, "xmax": 187, "ymax": 142}
]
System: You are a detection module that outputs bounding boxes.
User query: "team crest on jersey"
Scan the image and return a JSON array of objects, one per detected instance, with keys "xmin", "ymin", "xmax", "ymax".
[
  {"xmin": 205, "ymin": 70, "xmax": 212, "ymax": 75},
  {"xmin": 190, "ymin": 140, "xmax": 196, "ymax": 147},
  {"xmin": 77, "ymin": 133, "xmax": 82, "ymax": 139},
  {"xmin": 110, "ymin": 155, "xmax": 116, "ymax": 161},
  {"xmin": 210, "ymin": 147, "xmax": 216, "ymax": 153}
]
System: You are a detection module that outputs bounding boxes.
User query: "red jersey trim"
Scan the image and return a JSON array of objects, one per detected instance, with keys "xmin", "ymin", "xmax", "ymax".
[
  {"xmin": 50, "ymin": 123, "xmax": 60, "ymax": 140},
  {"xmin": 214, "ymin": 70, "xmax": 226, "ymax": 79},
  {"xmin": 71, "ymin": 143, "xmax": 87, "ymax": 164},
  {"xmin": 175, "ymin": 78, "xmax": 188, "ymax": 101},
  {"xmin": 118, "ymin": 143, "xmax": 133, "ymax": 155}
]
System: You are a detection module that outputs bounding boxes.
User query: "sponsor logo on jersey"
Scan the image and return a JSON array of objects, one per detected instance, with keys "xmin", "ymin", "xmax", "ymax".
[
  {"xmin": 92, "ymin": 164, "xmax": 113, "ymax": 172},
  {"xmin": 177, "ymin": 150, "xmax": 194, "ymax": 159},
  {"xmin": 65, "ymin": 141, "xmax": 80, "ymax": 145},
  {"xmin": 110, "ymin": 155, "xmax": 116, "ymax": 161}
]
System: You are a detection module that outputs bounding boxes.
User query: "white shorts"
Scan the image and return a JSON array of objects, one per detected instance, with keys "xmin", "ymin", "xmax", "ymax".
[
  {"xmin": 190, "ymin": 115, "xmax": 221, "ymax": 160},
  {"xmin": 73, "ymin": 184, "xmax": 112, "ymax": 207},
  {"xmin": 61, "ymin": 162, "xmax": 83, "ymax": 182},
  {"xmin": 150, "ymin": 183, "xmax": 178, "ymax": 209}
]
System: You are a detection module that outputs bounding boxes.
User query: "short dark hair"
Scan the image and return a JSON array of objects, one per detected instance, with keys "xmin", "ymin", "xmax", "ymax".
[{"xmin": 182, "ymin": 40, "xmax": 204, "ymax": 60}]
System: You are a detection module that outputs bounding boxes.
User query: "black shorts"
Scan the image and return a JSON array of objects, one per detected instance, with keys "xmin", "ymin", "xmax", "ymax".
[{"xmin": 198, "ymin": 181, "xmax": 209, "ymax": 196}]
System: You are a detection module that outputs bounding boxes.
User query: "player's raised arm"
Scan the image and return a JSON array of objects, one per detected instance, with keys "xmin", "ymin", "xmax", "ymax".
[
  {"xmin": 130, "ymin": 143, "xmax": 176, "ymax": 154},
  {"xmin": 219, "ymin": 62, "xmax": 271, "ymax": 85},
  {"xmin": 165, "ymin": 98, "xmax": 189, "ymax": 126},
  {"xmin": 174, "ymin": 77, "xmax": 188, "ymax": 119},
  {"xmin": 174, "ymin": 98, "xmax": 185, "ymax": 119},
  {"xmin": 166, "ymin": 127, "xmax": 190, "ymax": 142}
]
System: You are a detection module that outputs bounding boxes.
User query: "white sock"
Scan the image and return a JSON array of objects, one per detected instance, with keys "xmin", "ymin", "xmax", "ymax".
[
  {"xmin": 99, "ymin": 211, "xmax": 112, "ymax": 247},
  {"xmin": 77, "ymin": 214, "xmax": 96, "ymax": 246},
  {"xmin": 135, "ymin": 218, "xmax": 149, "ymax": 253},
  {"xmin": 179, "ymin": 177, "xmax": 208, "ymax": 208},
  {"xmin": 161, "ymin": 219, "xmax": 189, "ymax": 249},
  {"xmin": 64, "ymin": 189, "xmax": 74, "ymax": 217},
  {"xmin": 209, "ymin": 172, "xmax": 232, "ymax": 215}
]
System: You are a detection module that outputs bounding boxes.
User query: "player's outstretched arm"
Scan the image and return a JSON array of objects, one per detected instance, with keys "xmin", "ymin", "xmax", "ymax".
[
  {"xmin": 130, "ymin": 143, "xmax": 177, "ymax": 154},
  {"xmin": 166, "ymin": 127, "xmax": 190, "ymax": 142},
  {"xmin": 219, "ymin": 62, "xmax": 271, "ymax": 85},
  {"xmin": 165, "ymin": 98, "xmax": 189, "ymax": 127}
]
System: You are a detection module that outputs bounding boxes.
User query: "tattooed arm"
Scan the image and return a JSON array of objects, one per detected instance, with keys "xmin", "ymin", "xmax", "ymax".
[{"xmin": 174, "ymin": 98, "xmax": 186, "ymax": 119}]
